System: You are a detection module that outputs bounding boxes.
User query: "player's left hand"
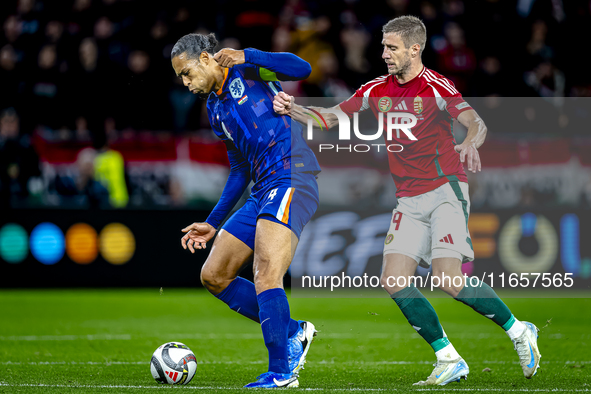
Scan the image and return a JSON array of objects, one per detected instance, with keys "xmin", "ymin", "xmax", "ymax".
[
  {"xmin": 181, "ymin": 222, "xmax": 217, "ymax": 253},
  {"xmin": 213, "ymin": 49, "xmax": 245, "ymax": 68},
  {"xmin": 454, "ymin": 143, "xmax": 481, "ymax": 173}
]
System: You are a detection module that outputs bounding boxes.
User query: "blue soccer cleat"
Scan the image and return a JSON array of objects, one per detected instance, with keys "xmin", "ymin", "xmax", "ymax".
[
  {"xmin": 244, "ymin": 372, "xmax": 299, "ymax": 388},
  {"xmin": 512, "ymin": 321, "xmax": 541, "ymax": 378},
  {"xmin": 288, "ymin": 320, "xmax": 317, "ymax": 373},
  {"xmin": 413, "ymin": 358, "xmax": 470, "ymax": 386}
]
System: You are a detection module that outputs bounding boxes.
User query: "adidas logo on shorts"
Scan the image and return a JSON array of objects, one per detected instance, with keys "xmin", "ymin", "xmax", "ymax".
[{"xmin": 439, "ymin": 234, "xmax": 454, "ymax": 244}]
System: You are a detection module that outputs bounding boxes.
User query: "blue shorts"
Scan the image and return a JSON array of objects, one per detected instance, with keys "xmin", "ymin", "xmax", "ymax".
[{"xmin": 221, "ymin": 172, "xmax": 319, "ymax": 250}]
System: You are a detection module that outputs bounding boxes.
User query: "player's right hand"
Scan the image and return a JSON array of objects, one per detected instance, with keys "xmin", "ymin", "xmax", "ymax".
[
  {"xmin": 181, "ymin": 222, "xmax": 217, "ymax": 253},
  {"xmin": 454, "ymin": 143, "xmax": 481, "ymax": 173},
  {"xmin": 213, "ymin": 48, "xmax": 245, "ymax": 68},
  {"xmin": 273, "ymin": 91, "xmax": 293, "ymax": 116}
]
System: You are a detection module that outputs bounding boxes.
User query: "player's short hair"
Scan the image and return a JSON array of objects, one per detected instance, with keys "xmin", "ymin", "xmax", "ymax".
[
  {"xmin": 382, "ymin": 16, "xmax": 427, "ymax": 56},
  {"xmin": 171, "ymin": 32, "xmax": 218, "ymax": 61}
]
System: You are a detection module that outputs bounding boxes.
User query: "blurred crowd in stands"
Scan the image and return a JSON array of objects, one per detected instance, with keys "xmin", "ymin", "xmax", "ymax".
[{"xmin": 1, "ymin": 0, "xmax": 591, "ymax": 209}]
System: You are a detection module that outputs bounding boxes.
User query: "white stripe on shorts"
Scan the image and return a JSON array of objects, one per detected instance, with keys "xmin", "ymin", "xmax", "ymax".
[{"xmin": 276, "ymin": 188, "xmax": 293, "ymax": 222}]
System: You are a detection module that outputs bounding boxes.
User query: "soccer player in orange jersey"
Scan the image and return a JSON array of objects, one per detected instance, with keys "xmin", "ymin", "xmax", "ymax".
[{"xmin": 274, "ymin": 15, "xmax": 541, "ymax": 386}]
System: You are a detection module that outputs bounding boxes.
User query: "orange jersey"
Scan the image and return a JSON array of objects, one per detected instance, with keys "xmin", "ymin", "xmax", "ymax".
[{"xmin": 339, "ymin": 66, "xmax": 472, "ymax": 198}]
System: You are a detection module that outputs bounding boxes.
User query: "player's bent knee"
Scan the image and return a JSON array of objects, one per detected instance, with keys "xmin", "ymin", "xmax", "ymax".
[
  {"xmin": 200, "ymin": 265, "xmax": 233, "ymax": 295},
  {"xmin": 199, "ymin": 266, "xmax": 217, "ymax": 290}
]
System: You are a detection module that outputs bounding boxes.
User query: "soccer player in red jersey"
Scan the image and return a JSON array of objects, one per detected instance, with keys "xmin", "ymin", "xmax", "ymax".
[{"xmin": 274, "ymin": 16, "xmax": 541, "ymax": 386}]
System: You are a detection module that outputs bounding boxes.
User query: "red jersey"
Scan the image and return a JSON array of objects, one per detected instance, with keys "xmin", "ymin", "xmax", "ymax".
[{"xmin": 339, "ymin": 66, "xmax": 472, "ymax": 198}]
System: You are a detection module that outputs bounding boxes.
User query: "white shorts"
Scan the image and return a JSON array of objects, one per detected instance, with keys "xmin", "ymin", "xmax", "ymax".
[{"xmin": 383, "ymin": 181, "xmax": 474, "ymax": 268}]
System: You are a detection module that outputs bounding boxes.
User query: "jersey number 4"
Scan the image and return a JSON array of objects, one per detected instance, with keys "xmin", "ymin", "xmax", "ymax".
[{"xmin": 392, "ymin": 212, "xmax": 403, "ymax": 231}]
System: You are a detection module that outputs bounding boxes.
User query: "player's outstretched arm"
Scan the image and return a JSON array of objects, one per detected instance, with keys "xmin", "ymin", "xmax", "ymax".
[
  {"xmin": 243, "ymin": 48, "xmax": 311, "ymax": 81},
  {"xmin": 213, "ymin": 48, "xmax": 310, "ymax": 81},
  {"xmin": 455, "ymin": 109, "xmax": 487, "ymax": 173},
  {"xmin": 181, "ymin": 147, "xmax": 251, "ymax": 253},
  {"xmin": 273, "ymin": 91, "xmax": 340, "ymax": 129}
]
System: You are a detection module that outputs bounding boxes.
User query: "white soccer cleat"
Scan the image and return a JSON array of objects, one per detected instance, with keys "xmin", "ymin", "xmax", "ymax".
[
  {"xmin": 413, "ymin": 358, "xmax": 469, "ymax": 386},
  {"xmin": 512, "ymin": 321, "xmax": 541, "ymax": 378}
]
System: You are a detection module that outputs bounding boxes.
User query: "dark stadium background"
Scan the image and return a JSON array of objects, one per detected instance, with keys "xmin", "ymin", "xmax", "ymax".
[{"xmin": 1, "ymin": 0, "xmax": 590, "ymax": 289}]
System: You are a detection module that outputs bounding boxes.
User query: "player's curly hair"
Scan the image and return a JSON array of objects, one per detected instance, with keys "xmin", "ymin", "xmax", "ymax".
[
  {"xmin": 382, "ymin": 16, "xmax": 427, "ymax": 56},
  {"xmin": 171, "ymin": 32, "xmax": 218, "ymax": 61}
]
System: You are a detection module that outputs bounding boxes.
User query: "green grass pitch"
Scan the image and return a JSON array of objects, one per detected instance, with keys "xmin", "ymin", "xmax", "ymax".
[{"xmin": 0, "ymin": 288, "xmax": 590, "ymax": 393}]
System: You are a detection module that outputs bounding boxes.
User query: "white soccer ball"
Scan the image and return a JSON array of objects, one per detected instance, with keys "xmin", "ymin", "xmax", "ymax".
[{"xmin": 150, "ymin": 342, "xmax": 197, "ymax": 385}]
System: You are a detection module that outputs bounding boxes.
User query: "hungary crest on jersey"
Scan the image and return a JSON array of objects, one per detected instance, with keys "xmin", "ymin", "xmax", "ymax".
[
  {"xmin": 414, "ymin": 96, "xmax": 423, "ymax": 114},
  {"xmin": 378, "ymin": 97, "xmax": 393, "ymax": 112}
]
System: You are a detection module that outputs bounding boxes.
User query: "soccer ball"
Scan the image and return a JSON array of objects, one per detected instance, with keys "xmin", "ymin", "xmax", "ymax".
[{"xmin": 150, "ymin": 342, "xmax": 197, "ymax": 385}]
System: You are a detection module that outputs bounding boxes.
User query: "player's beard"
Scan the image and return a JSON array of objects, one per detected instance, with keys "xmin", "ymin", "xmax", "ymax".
[{"xmin": 390, "ymin": 53, "xmax": 412, "ymax": 79}]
